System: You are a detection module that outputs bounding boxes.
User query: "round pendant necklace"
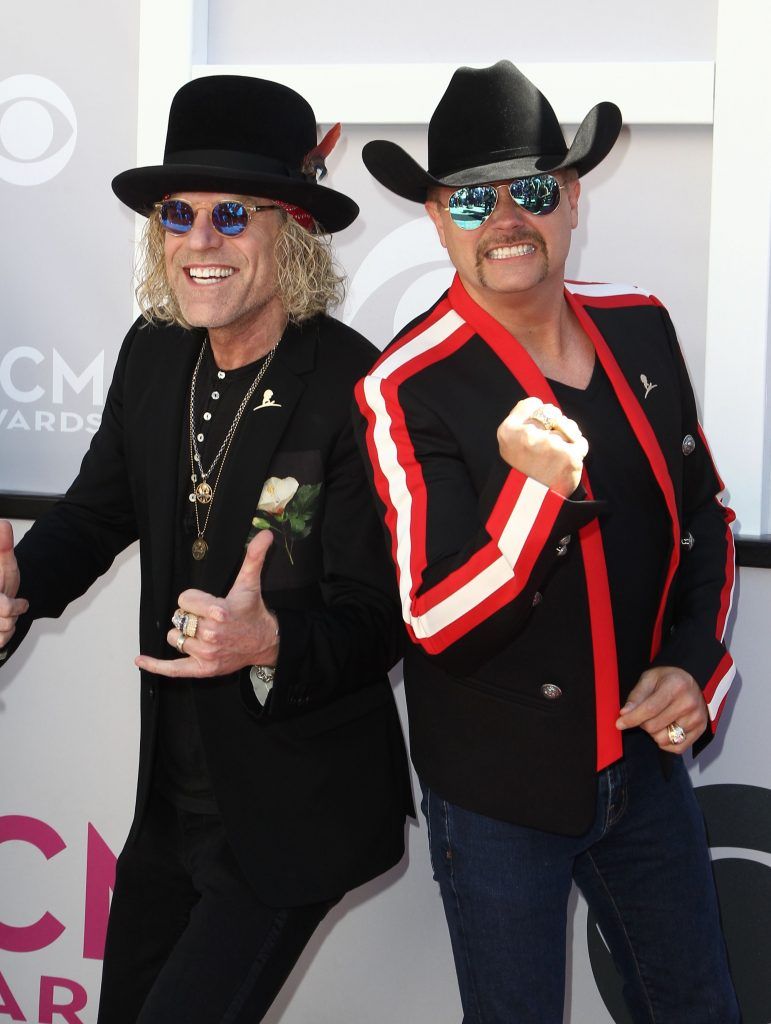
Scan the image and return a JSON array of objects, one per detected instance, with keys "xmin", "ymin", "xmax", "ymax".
[{"xmin": 188, "ymin": 334, "xmax": 281, "ymax": 559}]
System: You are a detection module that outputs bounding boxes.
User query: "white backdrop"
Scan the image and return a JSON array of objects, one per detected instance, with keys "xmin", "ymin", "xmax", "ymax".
[{"xmin": 2, "ymin": 2, "xmax": 771, "ymax": 1022}]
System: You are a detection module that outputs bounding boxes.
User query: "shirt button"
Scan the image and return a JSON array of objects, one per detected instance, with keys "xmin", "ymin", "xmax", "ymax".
[
  {"xmin": 212, "ymin": 391, "xmax": 220, "ymax": 400},
  {"xmin": 682, "ymin": 434, "xmax": 696, "ymax": 456},
  {"xmin": 541, "ymin": 683, "xmax": 562, "ymax": 700},
  {"xmin": 147, "ymin": 685, "xmax": 155, "ymax": 699},
  {"xmin": 217, "ymin": 370, "xmax": 226, "ymax": 379},
  {"xmin": 203, "ymin": 412, "xmax": 212, "ymax": 421},
  {"xmin": 197, "ymin": 433, "xmax": 204, "ymax": 442}
]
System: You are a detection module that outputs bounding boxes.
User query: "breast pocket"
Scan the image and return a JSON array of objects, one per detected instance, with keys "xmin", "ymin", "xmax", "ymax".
[{"xmin": 247, "ymin": 450, "xmax": 324, "ymax": 589}]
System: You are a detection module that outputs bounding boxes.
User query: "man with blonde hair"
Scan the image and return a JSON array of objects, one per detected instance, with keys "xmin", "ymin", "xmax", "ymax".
[{"xmin": 0, "ymin": 75, "xmax": 411, "ymax": 1023}]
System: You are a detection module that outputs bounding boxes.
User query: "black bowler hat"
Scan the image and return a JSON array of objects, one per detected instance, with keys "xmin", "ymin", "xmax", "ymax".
[
  {"xmin": 112, "ymin": 75, "xmax": 358, "ymax": 232},
  {"xmin": 362, "ymin": 60, "xmax": 622, "ymax": 202}
]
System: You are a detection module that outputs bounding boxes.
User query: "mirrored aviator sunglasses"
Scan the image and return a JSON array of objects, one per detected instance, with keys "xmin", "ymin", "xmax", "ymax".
[
  {"xmin": 445, "ymin": 174, "xmax": 565, "ymax": 230},
  {"xmin": 154, "ymin": 198, "xmax": 279, "ymax": 237}
]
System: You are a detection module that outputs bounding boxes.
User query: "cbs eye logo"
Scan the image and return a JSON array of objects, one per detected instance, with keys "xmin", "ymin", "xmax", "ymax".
[
  {"xmin": 343, "ymin": 216, "xmax": 453, "ymax": 338},
  {"xmin": 588, "ymin": 784, "xmax": 771, "ymax": 1024},
  {"xmin": 0, "ymin": 74, "xmax": 77, "ymax": 186}
]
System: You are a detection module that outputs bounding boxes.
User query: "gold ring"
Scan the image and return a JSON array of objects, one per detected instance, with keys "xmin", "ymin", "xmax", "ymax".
[
  {"xmin": 667, "ymin": 722, "xmax": 686, "ymax": 745},
  {"xmin": 530, "ymin": 406, "xmax": 558, "ymax": 431},
  {"xmin": 176, "ymin": 632, "xmax": 186, "ymax": 652},
  {"xmin": 172, "ymin": 609, "xmax": 198, "ymax": 638}
]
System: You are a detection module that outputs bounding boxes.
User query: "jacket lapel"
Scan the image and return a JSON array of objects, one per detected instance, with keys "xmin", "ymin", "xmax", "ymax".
[
  {"xmin": 142, "ymin": 328, "xmax": 204, "ymax": 624},
  {"xmin": 564, "ymin": 289, "xmax": 681, "ymax": 657},
  {"xmin": 448, "ymin": 275, "xmax": 623, "ymax": 769}
]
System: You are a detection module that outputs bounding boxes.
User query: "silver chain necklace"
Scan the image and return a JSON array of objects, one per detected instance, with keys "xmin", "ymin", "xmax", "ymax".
[{"xmin": 188, "ymin": 334, "xmax": 281, "ymax": 560}]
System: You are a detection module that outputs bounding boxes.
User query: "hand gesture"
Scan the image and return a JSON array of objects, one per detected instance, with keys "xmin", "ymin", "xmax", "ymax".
[
  {"xmin": 616, "ymin": 665, "xmax": 708, "ymax": 754},
  {"xmin": 497, "ymin": 397, "xmax": 588, "ymax": 497},
  {"xmin": 136, "ymin": 530, "xmax": 279, "ymax": 678},
  {"xmin": 0, "ymin": 520, "xmax": 29, "ymax": 650}
]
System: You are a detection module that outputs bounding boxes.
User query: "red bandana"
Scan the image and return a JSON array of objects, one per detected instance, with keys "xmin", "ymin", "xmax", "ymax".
[{"xmin": 273, "ymin": 199, "xmax": 316, "ymax": 232}]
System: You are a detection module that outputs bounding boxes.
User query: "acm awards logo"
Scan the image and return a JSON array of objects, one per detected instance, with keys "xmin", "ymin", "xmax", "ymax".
[
  {"xmin": 588, "ymin": 784, "xmax": 771, "ymax": 1024},
  {"xmin": 0, "ymin": 75, "xmax": 77, "ymax": 186}
]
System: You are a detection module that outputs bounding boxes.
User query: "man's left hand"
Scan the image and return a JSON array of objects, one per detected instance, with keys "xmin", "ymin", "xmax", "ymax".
[
  {"xmin": 136, "ymin": 530, "xmax": 279, "ymax": 678},
  {"xmin": 615, "ymin": 665, "xmax": 708, "ymax": 754}
]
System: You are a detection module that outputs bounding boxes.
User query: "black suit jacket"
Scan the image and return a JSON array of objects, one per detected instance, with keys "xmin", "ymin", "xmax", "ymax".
[
  {"xmin": 355, "ymin": 277, "xmax": 735, "ymax": 835},
  {"xmin": 6, "ymin": 313, "xmax": 413, "ymax": 905}
]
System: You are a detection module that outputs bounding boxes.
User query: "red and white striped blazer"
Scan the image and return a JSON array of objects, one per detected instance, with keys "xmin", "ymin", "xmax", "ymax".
[{"xmin": 355, "ymin": 275, "xmax": 735, "ymax": 834}]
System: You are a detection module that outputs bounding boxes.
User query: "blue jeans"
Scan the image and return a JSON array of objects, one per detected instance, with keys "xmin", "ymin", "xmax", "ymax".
[{"xmin": 421, "ymin": 730, "xmax": 739, "ymax": 1024}]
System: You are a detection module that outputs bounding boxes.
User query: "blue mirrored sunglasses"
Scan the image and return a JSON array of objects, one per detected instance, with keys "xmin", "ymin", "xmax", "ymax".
[
  {"xmin": 154, "ymin": 199, "xmax": 279, "ymax": 237},
  {"xmin": 445, "ymin": 175, "xmax": 566, "ymax": 230}
]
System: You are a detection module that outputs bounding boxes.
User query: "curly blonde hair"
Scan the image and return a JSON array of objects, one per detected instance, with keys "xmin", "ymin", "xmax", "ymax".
[{"xmin": 134, "ymin": 208, "xmax": 346, "ymax": 328}]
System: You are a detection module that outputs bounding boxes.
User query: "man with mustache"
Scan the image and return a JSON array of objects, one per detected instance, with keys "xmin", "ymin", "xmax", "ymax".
[{"xmin": 356, "ymin": 61, "xmax": 739, "ymax": 1023}]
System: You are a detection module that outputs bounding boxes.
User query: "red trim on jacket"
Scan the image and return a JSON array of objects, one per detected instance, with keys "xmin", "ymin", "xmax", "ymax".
[
  {"xmin": 448, "ymin": 276, "xmax": 623, "ymax": 768},
  {"xmin": 704, "ymin": 651, "xmax": 735, "ymax": 730},
  {"xmin": 565, "ymin": 288, "xmax": 681, "ymax": 660},
  {"xmin": 696, "ymin": 425, "xmax": 736, "ymax": 641}
]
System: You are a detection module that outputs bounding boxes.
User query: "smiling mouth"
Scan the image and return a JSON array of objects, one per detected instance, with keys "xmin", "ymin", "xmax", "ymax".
[
  {"xmin": 486, "ymin": 243, "xmax": 536, "ymax": 260},
  {"xmin": 185, "ymin": 266, "xmax": 236, "ymax": 282}
]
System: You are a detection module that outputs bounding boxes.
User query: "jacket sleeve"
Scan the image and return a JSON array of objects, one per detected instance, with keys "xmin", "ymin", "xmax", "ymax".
[
  {"xmin": 652, "ymin": 307, "xmax": 736, "ymax": 745},
  {"xmin": 1, "ymin": 323, "xmax": 141, "ymax": 665},
  {"xmin": 354, "ymin": 370, "xmax": 601, "ymax": 676},
  {"xmin": 241, "ymin": 398, "xmax": 404, "ymax": 721}
]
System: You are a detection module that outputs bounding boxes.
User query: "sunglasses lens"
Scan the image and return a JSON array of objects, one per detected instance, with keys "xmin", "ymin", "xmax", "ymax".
[
  {"xmin": 159, "ymin": 200, "xmax": 194, "ymax": 234},
  {"xmin": 448, "ymin": 186, "xmax": 498, "ymax": 230},
  {"xmin": 211, "ymin": 201, "xmax": 250, "ymax": 236},
  {"xmin": 509, "ymin": 175, "xmax": 561, "ymax": 215}
]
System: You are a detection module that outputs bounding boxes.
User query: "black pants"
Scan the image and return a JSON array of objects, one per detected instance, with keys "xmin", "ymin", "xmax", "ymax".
[{"xmin": 97, "ymin": 791, "xmax": 335, "ymax": 1024}]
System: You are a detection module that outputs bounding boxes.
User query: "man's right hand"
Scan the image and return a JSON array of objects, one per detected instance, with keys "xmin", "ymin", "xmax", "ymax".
[
  {"xmin": 497, "ymin": 397, "xmax": 588, "ymax": 498},
  {"xmin": 0, "ymin": 520, "xmax": 28, "ymax": 650}
]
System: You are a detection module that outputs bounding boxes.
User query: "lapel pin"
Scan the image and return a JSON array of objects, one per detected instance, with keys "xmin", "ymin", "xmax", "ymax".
[
  {"xmin": 254, "ymin": 389, "xmax": 281, "ymax": 411},
  {"xmin": 640, "ymin": 374, "xmax": 658, "ymax": 399}
]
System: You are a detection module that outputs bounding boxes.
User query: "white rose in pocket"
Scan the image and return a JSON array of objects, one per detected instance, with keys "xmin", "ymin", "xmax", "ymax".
[{"xmin": 257, "ymin": 476, "xmax": 299, "ymax": 515}]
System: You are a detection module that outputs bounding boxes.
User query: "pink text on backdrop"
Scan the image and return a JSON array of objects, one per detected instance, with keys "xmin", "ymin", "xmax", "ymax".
[
  {"xmin": 0, "ymin": 972, "xmax": 88, "ymax": 1024},
  {"xmin": 0, "ymin": 816, "xmax": 116, "ymax": 959}
]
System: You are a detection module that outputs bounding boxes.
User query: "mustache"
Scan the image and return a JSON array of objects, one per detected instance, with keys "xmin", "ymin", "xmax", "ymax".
[
  {"xmin": 478, "ymin": 230, "xmax": 544, "ymax": 254},
  {"xmin": 475, "ymin": 232, "xmax": 544, "ymax": 270}
]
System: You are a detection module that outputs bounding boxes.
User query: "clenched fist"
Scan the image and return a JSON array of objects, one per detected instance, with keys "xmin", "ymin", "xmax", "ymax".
[{"xmin": 497, "ymin": 397, "xmax": 588, "ymax": 497}]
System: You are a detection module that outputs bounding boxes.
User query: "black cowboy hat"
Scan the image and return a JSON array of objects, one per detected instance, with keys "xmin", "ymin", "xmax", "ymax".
[
  {"xmin": 112, "ymin": 75, "xmax": 358, "ymax": 232},
  {"xmin": 362, "ymin": 60, "xmax": 622, "ymax": 202}
]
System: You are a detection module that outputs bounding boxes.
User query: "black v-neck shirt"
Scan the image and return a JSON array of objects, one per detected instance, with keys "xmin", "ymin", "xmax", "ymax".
[{"xmin": 550, "ymin": 359, "xmax": 670, "ymax": 698}]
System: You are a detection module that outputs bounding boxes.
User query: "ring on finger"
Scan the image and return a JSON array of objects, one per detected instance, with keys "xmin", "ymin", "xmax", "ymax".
[
  {"xmin": 529, "ymin": 405, "xmax": 559, "ymax": 431},
  {"xmin": 530, "ymin": 405, "xmax": 579, "ymax": 444},
  {"xmin": 172, "ymin": 608, "xmax": 198, "ymax": 638},
  {"xmin": 176, "ymin": 631, "xmax": 186, "ymax": 653},
  {"xmin": 667, "ymin": 721, "xmax": 686, "ymax": 745}
]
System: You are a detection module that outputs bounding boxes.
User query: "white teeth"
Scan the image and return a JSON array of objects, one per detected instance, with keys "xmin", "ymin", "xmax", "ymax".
[
  {"xmin": 488, "ymin": 244, "xmax": 535, "ymax": 260},
  {"xmin": 188, "ymin": 266, "xmax": 235, "ymax": 279}
]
